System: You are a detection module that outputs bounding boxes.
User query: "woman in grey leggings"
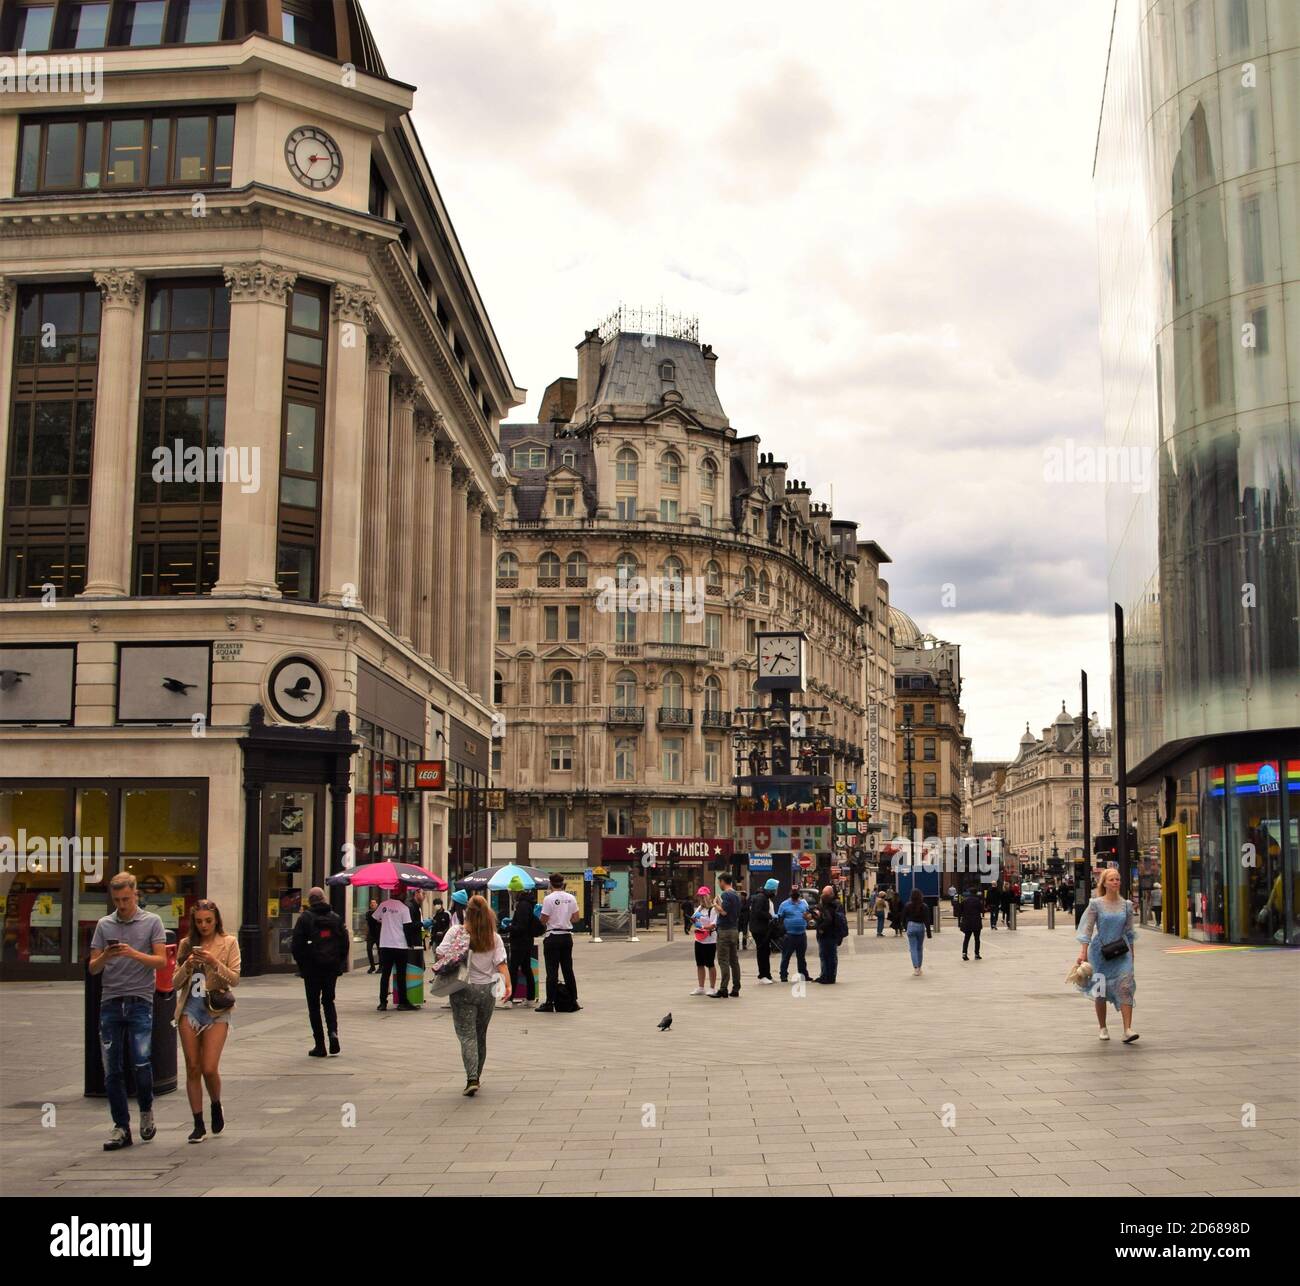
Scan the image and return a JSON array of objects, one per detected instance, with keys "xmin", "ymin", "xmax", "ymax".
[{"xmin": 436, "ymin": 894, "xmax": 511, "ymax": 1096}]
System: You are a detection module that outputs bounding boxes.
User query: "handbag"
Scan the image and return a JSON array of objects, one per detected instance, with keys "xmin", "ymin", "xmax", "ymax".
[
  {"xmin": 205, "ymin": 987, "xmax": 236, "ymax": 1015},
  {"xmin": 1100, "ymin": 938, "xmax": 1129, "ymax": 960},
  {"xmin": 430, "ymin": 926, "xmax": 471, "ymax": 996}
]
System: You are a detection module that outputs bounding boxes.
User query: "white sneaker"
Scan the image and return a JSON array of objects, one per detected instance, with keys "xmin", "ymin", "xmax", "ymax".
[
  {"xmin": 758, "ymin": 977, "xmax": 775, "ymax": 985},
  {"xmin": 913, "ymin": 967, "xmax": 921, "ymax": 976},
  {"xmin": 689, "ymin": 987, "xmax": 705, "ymax": 995},
  {"xmin": 1098, "ymin": 1028, "xmax": 1110, "ymax": 1041},
  {"xmin": 705, "ymin": 988, "xmax": 721, "ymax": 997},
  {"xmin": 1122, "ymin": 1029, "xmax": 1139, "ymax": 1044}
]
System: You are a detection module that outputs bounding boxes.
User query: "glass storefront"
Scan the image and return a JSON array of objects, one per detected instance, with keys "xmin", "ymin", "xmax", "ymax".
[
  {"xmin": 1183, "ymin": 760, "xmax": 1298, "ymax": 945},
  {"xmin": 1, "ymin": 781, "xmax": 206, "ymax": 976}
]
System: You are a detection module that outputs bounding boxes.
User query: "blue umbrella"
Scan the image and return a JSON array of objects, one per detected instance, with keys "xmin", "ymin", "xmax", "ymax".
[{"xmin": 487, "ymin": 863, "xmax": 537, "ymax": 892}]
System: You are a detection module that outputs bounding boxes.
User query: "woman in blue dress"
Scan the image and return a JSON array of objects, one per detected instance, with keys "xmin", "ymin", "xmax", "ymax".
[{"xmin": 1073, "ymin": 867, "xmax": 1138, "ymax": 1043}]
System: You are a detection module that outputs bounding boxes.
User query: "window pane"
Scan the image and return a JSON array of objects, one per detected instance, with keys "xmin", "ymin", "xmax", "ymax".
[
  {"xmin": 16, "ymin": 5, "xmax": 56, "ymax": 49},
  {"xmin": 73, "ymin": 402, "xmax": 94, "ymax": 472},
  {"xmin": 18, "ymin": 123, "xmax": 41, "ymax": 191},
  {"xmin": 291, "ymin": 291, "xmax": 321, "ymax": 332},
  {"xmin": 276, "ymin": 543, "xmax": 314, "ymax": 599},
  {"xmin": 69, "ymin": 2, "xmax": 111, "ymax": 48},
  {"xmin": 173, "ymin": 116, "xmax": 211, "ymax": 182},
  {"xmin": 280, "ymin": 476, "xmax": 317, "ymax": 508},
  {"xmin": 284, "ymin": 403, "xmax": 317, "ymax": 472},
  {"xmin": 106, "ymin": 118, "xmax": 145, "ymax": 186},
  {"xmin": 122, "ymin": 0, "xmax": 166, "ymax": 44},
  {"xmin": 148, "ymin": 117, "xmax": 170, "ymax": 185},
  {"xmin": 169, "ymin": 286, "xmax": 210, "ymax": 331},
  {"xmin": 32, "ymin": 402, "xmax": 72, "ymax": 476},
  {"xmin": 176, "ymin": 0, "xmax": 225, "ymax": 43},
  {"xmin": 286, "ymin": 333, "xmax": 323, "ymax": 365},
  {"xmin": 121, "ymin": 787, "xmax": 202, "ymax": 854},
  {"xmin": 43, "ymin": 121, "xmax": 80, "ymax": 189}
]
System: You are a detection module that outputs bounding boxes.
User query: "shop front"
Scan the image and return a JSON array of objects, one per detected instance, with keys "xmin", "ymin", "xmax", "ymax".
[
  {"xmin": 610, "ymin": 835, "xmax": 735, "ymax": 927},
  {"xmin": 1, "ymin": 780, "xmax": 206, "ymax": 980},
  {"xmin": 445, "ymin": 716, "xmax": 489, "ymax": 882},
  {"xmin": 1165, "ymin": 759, "xmax": 1299, "ymax": 946}
]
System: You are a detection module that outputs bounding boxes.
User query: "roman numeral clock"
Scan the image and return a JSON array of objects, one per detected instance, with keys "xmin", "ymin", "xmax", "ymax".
[{"xmin": 755, "ymin": 631, "xmax": 806, "ymax": 692}]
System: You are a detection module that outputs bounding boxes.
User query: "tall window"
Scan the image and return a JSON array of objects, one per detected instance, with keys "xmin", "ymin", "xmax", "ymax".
[
  {"xmin": 614, "ymin": 737, "xmax": 636, "ymax": 781},
  {"xmin": 616, "ymin": 496, "xmax": 636, "ymax": 521},
  {"xmin": 662, "ymin": 610, "xmax": 683, "ymax": 643},
  {"xmin": 705, "ymin": 560, "xmax": 722, "ymax": 591},
  {"xmin": 493, "ymin": 671, "xmax": 503, "ymax": 704},
  {"xmin": 650, "ymin": 806, "xmax": 694, "ymax": 835},
  {"xmin": 565, "ymin": 605, "xmax": 580, "ymax": 641},
  {"xmin": 616, "ymin": 447, "xmax": 638, "ymax": 481},
  {"xmin": 276, "ymin": 283, "xmax": 328, "ymax": 598},
  {"xmin": 543, "ymin": 606, "xmax": 559, "ymax": 641},
  {"xmin": 660, "ymin": 450, "xmax": 681, "ymax": 486},
  {"xmin": 923, "ymin": 737, "xmax": 936, "ymax": 761},
  {"xmin": 10, "ymin": 4, "xmax": 55, "ymax": 49},
  {"xmin": 662, "ymin": 737, "xmax": 683, "ymax": 782},
  {"xmin": 705, "ymin": 613, "xmax": 722, "ymax": 649},
  {"xmin": 662, "ymin": 556, "xmax": 683, "ymax": 586},
  {"xmin": 615, "ymin": 609, "xmax": 637, "ymax": 643},
  {"xmin": 134, "ymin": 280, "xmax": 228, "ymax": 595},
  {"xmin": 704, "ymin": 675, "xmax": 722, "ymax": 713},
  {"xmin": 705, "ymin": 739, "xmax": 721, "ymax": 785},
  {"xmin": 615, "ymin": 553, "xmax": 637, "ymax": 582},
  {"xmin": 701, "ymin": 456, "xmax": 717, "ymax": 492},
  {"xmin": 606, "ymin": 806, "xmax": 632, "ymax": 835},
  {"xmin": 538, "ymin": 551, "xmax": 561, "ymax": 583},
  {"xmin": 701, "ymin": 502, "xmax": 713, "ymax": 528},
  {"xmin": 661, "ymin": 671, "xmax": 684, "ymax": 709},
  {"xmin": 496, "ymin": 606, "xmax": 511, "ymax": 641},
  {"xmin": 17, "ymin": 108, "xmax": 234, "ymax": 195},
  {"xmin": 923, "ymin": 772, "xmax": 937, "ymax": 798},
  {"xmin": 922, "ymin": 703, "xmax": 935, "ymax": 724},
  {"xmin": 548, "ymin": 736, "xmax": 573, "ymax": 771},
  {"xmin": 565, "ymin": 551, "xmax": 587, "ymax": 584},
  {"xmin": 554, "ymin": 489, "xmax": 574, "ymax": 517},
  {"xmin": 4, "ymin": 284, "xmax": 100, "ymax": 597},
  {"xmin": 659, "ymin": 498, "xmax": 679, "ymax": 523},
  {"xmin": 546, "ymin": 805, "xmax": 568, "ymax": 839},
  {"xmin": 549, "ymin": 669, "xmax": 574, "ymax": 705},
  {"xmin": 496, "ymin": 551, "xmax": 518, "ymax": 582},
  {"xmin": 758, "ymin": 570, "xmax": 770, "ymax": 604},
  {"xmin": 613, "ymin": 670, "xmax": 637, "ymax": 705}
]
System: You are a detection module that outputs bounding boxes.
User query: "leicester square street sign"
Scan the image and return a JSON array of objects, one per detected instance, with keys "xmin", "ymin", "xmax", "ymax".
[{"xmin": 601, "ymin": 836, "xmax": 734, "ymax": 862}]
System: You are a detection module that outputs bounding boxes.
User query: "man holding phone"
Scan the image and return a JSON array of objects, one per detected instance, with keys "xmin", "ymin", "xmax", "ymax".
[{"xmin": 89, "ymin": 873, "xmax": 168, "ymax": 1151}]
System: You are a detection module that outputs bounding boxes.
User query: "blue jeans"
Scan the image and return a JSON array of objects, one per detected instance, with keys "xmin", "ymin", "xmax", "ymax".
[
  {"xmin": 906, "ymin": 922, "xmax": 926, "ymax": 968},
  {"xmin": 875, "ymin": 911, "xmax": 885, "ymax": 936},
  {"xmin": 818, "ymin": 937, "xmax": 838, "ymax": 982},
  {"xmin": 778, "ymin": 933, "xmax": 808, "ymax": 981},
  {"xmin": 100, "ymin": 996, "xmax": 154, "ymax": 1129}
]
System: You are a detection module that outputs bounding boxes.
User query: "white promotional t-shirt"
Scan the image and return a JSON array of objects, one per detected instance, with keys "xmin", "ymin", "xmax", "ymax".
[
  {"xmin": 541, "ymin": 890, "xmax": 579, "ymax": 936},
  {"xmin": 466, "ymin": 932, "xmax": 508, "ymax": 986},
  {"xmin": 372, "ymin": 898, "xmax": 411, "ymax": 949}
]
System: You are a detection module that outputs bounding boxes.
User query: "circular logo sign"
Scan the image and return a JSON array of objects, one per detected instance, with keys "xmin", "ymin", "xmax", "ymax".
[{"xmin": 267, "ymin": 656, "xmax": 328, "ymax": 724}]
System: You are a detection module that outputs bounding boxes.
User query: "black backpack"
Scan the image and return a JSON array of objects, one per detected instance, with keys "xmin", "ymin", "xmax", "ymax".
[
  {"xmin": 554, "ymin": 983, "xmax": 579, "ymax": 1013},
  {"xmin": 303, "ymin": 906, "xmax": 346, "ymax": 972}
]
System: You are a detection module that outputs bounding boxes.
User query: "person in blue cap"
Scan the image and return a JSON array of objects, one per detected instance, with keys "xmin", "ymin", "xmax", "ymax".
[
  {"xmin": 747, "ymin": 878, "xmax": 781, "ymax": 984},
  {"xmin": 450, "ymin": 888, "xmax": 469, "ymax": 929}
]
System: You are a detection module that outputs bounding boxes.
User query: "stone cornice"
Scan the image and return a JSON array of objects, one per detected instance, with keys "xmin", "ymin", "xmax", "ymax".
[
  {"xmin": 93, "ymin": 268, "xmax": 143, "ymax": 307},
  {"xmin": 223, "ymin": 260, "xmax": 296, "ymax": 304}
]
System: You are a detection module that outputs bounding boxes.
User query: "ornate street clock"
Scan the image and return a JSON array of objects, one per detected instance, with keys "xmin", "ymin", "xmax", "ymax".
[{"xmin": 755, "ymin": 631, "xmax": 806, "ymax": 692}]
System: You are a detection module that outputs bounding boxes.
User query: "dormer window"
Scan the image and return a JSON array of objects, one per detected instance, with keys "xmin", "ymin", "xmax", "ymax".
[
  {"xmin": 512, "ymin": 445, "xmax": 547, "ymax": 470},
  {"xmin": 561, "ymin": 449, "xmax": 576, "ymax": 468},
  {"xmin": 659, "ymin": 360, "xmax": 676, "ymax": 385},
  {"xmin": 555, "ymin": 489, "xmax": 575, "ymax": 517}
]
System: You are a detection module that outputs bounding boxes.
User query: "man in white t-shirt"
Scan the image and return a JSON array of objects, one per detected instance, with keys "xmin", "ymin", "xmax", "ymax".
[
  {"xmin": 372, "ymin": 894, "xmax": 414, "ymax": 1012},
  {"xmin": 536, "ymin": 873, "xmax": 581, "ymax": 1012}
]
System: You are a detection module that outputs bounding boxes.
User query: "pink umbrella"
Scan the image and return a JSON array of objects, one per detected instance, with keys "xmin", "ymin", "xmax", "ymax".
[{"xmin": 327, "ymin": 861, "xmax": 447, "ymax": 891}]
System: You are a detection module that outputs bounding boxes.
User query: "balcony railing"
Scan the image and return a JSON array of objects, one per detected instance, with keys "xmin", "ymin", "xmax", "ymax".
[
  {"xmin": 565, "ymin": 575, "xmax": 588, "ymax": 587},
  {"xmin": 614, "ymin": 643, "xmax": 639, "ymax": 657},
  {"xmin": 706, "ymin": 583, "xmax": 723, "ymax": 597},
  {"xmin": 537, "ymin": 576, "xmax": 561, "ymax": 587},
  {"xmin": 496, "ymin": 577, "xmax": 518, "ymax": 588},
  {"xmin": 607, "ymin": 705, "xmax": 645, "ymax": 726},
  {"xmin": 644, "ymin": 642, "xmax": 706, "ymax": 662},
  {"xmin": 701, "ymin": 709, "xmax": 730, "ymax": 729},
  {"xmin": 657, "ymin": 707, "xmax": 694, "ymax": 728}
]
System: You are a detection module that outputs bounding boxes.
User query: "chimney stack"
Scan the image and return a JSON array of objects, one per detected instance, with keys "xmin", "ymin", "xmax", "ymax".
[
  {"xmin": 575, "ymin": 329, "xmax": 602, "ymax": 412},
  {"xmin": 701, "ymin": 343, "xmax": 718, "ymax": 387}
]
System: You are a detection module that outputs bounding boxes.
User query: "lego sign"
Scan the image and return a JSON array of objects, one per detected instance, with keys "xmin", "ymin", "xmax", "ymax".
[{"xmin": 414, "ymin": 761, "xmax": 446, "ymax": 790}]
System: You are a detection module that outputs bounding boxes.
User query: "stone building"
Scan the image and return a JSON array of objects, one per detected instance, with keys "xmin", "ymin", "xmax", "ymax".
[
  {"xmin": 0, "ymin": 1, "xmax": 522, "ymax": 978},
  {"xmin": 490, "ymin": 314, "xmax": 883, "ymax": 912},
  {"xmin": 889, "ymin": 609, "xmax": 969, "ymax": 842}
]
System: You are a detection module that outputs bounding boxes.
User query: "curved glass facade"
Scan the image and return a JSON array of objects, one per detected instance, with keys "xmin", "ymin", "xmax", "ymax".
[{"xmin": 1096, "ymin": 0, "xmax": 1299, "ymax": 770}]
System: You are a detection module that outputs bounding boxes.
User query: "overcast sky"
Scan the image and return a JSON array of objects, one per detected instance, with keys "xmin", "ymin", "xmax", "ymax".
[{"xmin": 368, "ymin": 0, "xmax": 1120, "ymax": 762}]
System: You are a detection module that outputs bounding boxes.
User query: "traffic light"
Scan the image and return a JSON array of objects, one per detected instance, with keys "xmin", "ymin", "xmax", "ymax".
[{"xmin": 1093, "ymin": 833, "xmax": 1119, "ymax": 859}]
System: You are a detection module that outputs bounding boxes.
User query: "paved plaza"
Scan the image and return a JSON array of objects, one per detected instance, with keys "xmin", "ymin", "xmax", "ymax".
[{"xmin": 2, "ymin": 910, "xmax": 1297, "ymax": 1198}]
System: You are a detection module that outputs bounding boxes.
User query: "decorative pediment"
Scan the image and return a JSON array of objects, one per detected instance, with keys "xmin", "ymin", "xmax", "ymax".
[{"xmin": 541, "ymin": 645, "xmax": 582, "ymax": 661}]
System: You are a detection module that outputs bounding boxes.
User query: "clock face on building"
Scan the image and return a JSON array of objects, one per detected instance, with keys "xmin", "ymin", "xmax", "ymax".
[
  {"xmin": 285, "ymin": 126, "xmax": 343, "ymax": 191},
  {"xmin": 756, "ymin": 632, "xmax": 805, "ymax": 690},
  {"xmin": 268, "ymin": 655, "xmax": 328, "ymax": 724}
]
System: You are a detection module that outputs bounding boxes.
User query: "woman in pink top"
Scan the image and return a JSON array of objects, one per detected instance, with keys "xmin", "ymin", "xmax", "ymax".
[{"xmin": 689, "ymin": 885, "xmax": 720, "ymax": 997}]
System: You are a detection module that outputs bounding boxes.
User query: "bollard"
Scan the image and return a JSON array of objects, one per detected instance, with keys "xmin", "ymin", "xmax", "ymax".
[
  {"xmin": 1047, "ymin": 902, "xmax": 1056, "ymax": 930},
  {"xmin": 592, "ymin": 897, "xmax": 602, "ymax": 944},
  {"xmin": 933, "ymin": 898, "xmax": 940, "ymax": 934},
  {"xmin": 1009, "ymin": 900, "xmax": 1017, "ymax": 931}
]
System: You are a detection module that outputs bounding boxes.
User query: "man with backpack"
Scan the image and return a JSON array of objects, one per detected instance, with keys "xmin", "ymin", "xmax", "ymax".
[
  {"xmin": 812, "ymin": 885, "xmax": 849, "ymax": 984},
  {"xmin": 292, "ymin": 887, "xmax": 349, "ymax": 1057},
  {"xmin": 537, "ymin": 873, "xmax": 582, "ymax": 1012}
]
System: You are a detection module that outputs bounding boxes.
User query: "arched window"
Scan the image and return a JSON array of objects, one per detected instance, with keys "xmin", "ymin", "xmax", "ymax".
[
  {"xmin": 493, "ymin": 671, "xmax": 503, "ymax": 705},
  {"xmin": 777, "ymin": 577, "xmax": 786, "ymax": 613},
  {"xmin": 662, "ymin": 556, "xmax": 684, "ymax": 586},
  {"xmin": 538, "ymin": 551, "xmax": 561, "ymax": 582},
  {"xmin": 560, "ymin": 449, "xmax": 576, "ymax": 468},
  {"xmin": 616, "ymin": 447, "xmax": 638, "ymax": 482},
  {"xmin": 661, "ymin": 671, "xmax": 684, "ymax": 709},
  {"xmin": 704, "ymin": 675, "xmax": 722, "ymax": 713},
  {"xmin": 613, "ymin": 669, "xmax": 637, "ymax": 706},
  {"xmin": 565, "ymin": 551, "xmax": 587, "ymax": 583},
  {"xmin": 743, "ymin": 566, "xmax": 756, "ymax": 596},
  {"xmin": 549, "ymin": 669, "xmax": 574, "ymax": 705},
  {"xmin": 923, "ymin": 812, "xmax": 939, "ymax": 838},
  {"xmin": 758, "ymin": 570, "xmax": 771, "ymax": 605},
  {"xmin": 496, "ymin": 552, "xmax": 518, "ymax": 582},
  {"xmin": 660, "ymin": 450, "xmax": 681, "ymax": 487},
  {"xmin": 616, "ymin": 552, "xmax": 638, "ymax": 583},
  {"xmin": 704, "ymin": 560, "xmax": 722, "ymax": 591},
  {"xmin": 701, "ymin": 457, "xmax": 717, "ymax": 491}
]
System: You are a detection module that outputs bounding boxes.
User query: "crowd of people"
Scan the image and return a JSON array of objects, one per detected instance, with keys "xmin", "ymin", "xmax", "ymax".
[{"xmin": 87, "ymin": 864, "xmax": 1142, "ymax": 1148}]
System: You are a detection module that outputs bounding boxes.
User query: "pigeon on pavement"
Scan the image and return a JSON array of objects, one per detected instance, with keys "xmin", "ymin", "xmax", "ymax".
[{"xmin": 657, "ymin": 1013, "xmax": 672, "ymax": 1031}]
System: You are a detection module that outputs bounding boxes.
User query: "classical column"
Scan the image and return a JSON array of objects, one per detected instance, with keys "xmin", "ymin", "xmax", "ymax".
[
  {"xmin": 0, "ymin": 280, "xmax": 14, "ymax": 512},
  {"xmin": 448, "ymin": 462, "xmax": 469, "ymax": 685},
  {"xmin": 386, "ymin": 376, "xmax": 420, "ymax": 643},
  {"xmin": 213, "ymin": 261, "xmax": 297, "ymax": 598},
  {"xmin": 320, "ymin": 283, "xmax": 375, "ymax": 606},
  {"xmin": 464, "ymin": 487, "xmax": 484, "ymax": 697},
  {"xmin": 432, "ymin": 439, "xmax": 455, "ymax": 675},
  {"xmin": 479, "ymin": 507, "xmax": 496, "ymax": 702},
  {"xmin": 412, "ymin": 410, "xmax": 436, "ymax": 658},
  {"xmin": 361, "ymin": 336, "xmax": 397, "ymax": 624},
  {"xmin": 81, "ymin": 270, "xmax": 144, "ymax": 597}
]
